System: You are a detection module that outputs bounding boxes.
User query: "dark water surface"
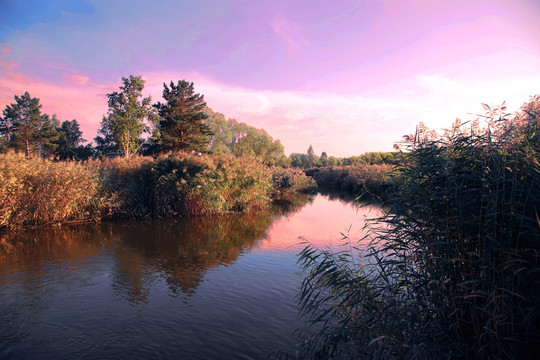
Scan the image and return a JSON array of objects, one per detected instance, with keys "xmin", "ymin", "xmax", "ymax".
[{"xmin": 0, "ymin": 194, "xmax": 380, "ymax": 359}]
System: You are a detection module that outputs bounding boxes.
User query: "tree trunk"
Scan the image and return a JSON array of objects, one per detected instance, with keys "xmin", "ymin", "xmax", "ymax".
[{"xmin": 24, "ymin": 139, "xmax": 30, "ymax": 158}]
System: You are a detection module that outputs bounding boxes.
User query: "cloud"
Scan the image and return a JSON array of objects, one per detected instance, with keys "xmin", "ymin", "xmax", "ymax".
[
  {"xmin": 62, "ymin": 74, "xmax": 90, "ymax": 86},
  {"xmin": 1, "ymin": 68, "xmax": 538, "ymax": 156},
  {"xmin": 270, "ymin": 15, "xmax": 309, "ymax": 53},
  {"xmin": 0, "ymin": 43, "xmax": 18, "ymax": 71},
  {"xmin": 0, "ymin": 71, "xmax": 115, "ymax": 143}
]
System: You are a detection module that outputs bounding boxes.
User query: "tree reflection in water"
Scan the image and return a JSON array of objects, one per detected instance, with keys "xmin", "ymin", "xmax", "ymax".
[{"xmin": 0, "ymin": 193, "xmax": 313, "ymax": 302}]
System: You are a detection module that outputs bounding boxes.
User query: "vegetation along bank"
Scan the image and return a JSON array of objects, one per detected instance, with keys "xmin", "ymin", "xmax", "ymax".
[{"xmin": 296, "ymin": 96, "xmax": 540, "ymax": 359}]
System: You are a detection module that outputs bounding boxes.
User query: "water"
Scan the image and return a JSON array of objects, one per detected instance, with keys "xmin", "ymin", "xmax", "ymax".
[{"xmin": 0, "ymin": 194, "xmax": 381, "ymax": 359}]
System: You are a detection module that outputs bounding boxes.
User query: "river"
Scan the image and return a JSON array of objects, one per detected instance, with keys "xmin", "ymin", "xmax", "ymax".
[{"xmin": 0, "ymin": 194, "xmax": 381, "ymax": 359}]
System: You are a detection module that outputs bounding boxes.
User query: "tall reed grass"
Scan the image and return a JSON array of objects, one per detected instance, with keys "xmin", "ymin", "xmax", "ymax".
[
  {"xmin": 296, "ymin": 97, "xmax": 540, "ymax": 359},
  {"xmin": 1, "ymin": 151, "xmax": 314, "ymax": 229},
  {"xmin": 0, "ymin": 152, "xmax": 107, "ymax": 229},
  {"xmin": 271, "ymin": 167, "xmax": 317, "ymax": 201}
]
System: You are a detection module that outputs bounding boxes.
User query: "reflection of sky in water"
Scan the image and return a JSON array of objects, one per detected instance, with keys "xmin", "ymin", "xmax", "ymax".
[
  {"xmin": 260, "ymin": 194, "xmax": 382, "ymax": 252},
  {"xmin": 0, "ymin": 194, "xmax": 382, "ymax": 359}
]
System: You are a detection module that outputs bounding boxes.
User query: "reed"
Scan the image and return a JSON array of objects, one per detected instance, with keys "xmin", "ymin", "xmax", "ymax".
[
  {"xmin": 0, "ymin": 151, "xmax": 290, "ymax": 228},
  {"xmin": 0, "ymin": 152, "xmax": 106, "ymax": 228},
  {"xmin": 296, "ymin": 96, "xmax": 540, "ymax": 359},
  {"xmin": 271, "ymin": 167, "xmax": 317, "ymax": 202}
]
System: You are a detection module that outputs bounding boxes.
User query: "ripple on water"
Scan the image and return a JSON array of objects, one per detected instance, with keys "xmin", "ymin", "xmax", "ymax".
[{"xmin": 0, "ymin": 195, "xmax": 375, "ymax": 359}]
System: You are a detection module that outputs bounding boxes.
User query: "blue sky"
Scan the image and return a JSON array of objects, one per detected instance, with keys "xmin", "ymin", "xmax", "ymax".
[{"xmin": 1, "ymin": 0, "xmax": 539, "ymax": 156}]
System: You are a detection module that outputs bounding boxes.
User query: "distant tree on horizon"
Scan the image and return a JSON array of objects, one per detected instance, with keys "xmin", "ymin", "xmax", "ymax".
[
  {"xmin": 152, "ymin": 80, "xmax": 213, "ymax": 153},
  {"xmin": 306, "ymin": 145, "xmax": 318, "ymax": 167}
]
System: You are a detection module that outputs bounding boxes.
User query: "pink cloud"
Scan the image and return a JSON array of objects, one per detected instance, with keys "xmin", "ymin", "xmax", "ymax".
[
  {"xmin": 62, "ymin": 74, "xmax": 91, "ymax": 86},
  {"xmin": 270, "ymin": 15, "xmax": 309, "ymax": 53},
  {"xmin": 6, "ymin": 72, "xmax": 33, "ymax": 84},
  {"xmin": 0, "ymin": 73, "xmax": 113, "ymax": 144},
  {"xmin": 0, "ymin": 43, "xmax": 18, "ymax": 71}
]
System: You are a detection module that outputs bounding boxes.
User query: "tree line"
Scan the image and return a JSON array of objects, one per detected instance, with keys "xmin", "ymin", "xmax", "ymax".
[
  {"xmin": 0, "ymin": 75, "xmax": 291, "ymax": 163},
  {"xmin": 1, "ymin": 74, "xmax": 398, "ymax": 165},
  {"xmin": 0, "ymin": 76, "xmax": 217, "ymax": 160},
  {"xmin": 289, "ymin": 145, "xmax": 399, "ymax": 168}
]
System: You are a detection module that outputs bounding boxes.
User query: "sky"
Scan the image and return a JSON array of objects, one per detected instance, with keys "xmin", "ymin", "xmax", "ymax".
[{"xmin": 0, "ymin": 0, "xmax": 539, "ymax": 156}]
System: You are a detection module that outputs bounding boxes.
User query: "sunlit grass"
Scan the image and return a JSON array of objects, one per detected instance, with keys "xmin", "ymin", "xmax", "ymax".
[{"xmin": 0, "ymin": 150, "xmax": 317, "ymax": 229}]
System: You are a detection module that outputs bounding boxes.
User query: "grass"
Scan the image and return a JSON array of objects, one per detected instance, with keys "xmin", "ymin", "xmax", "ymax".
[
  {"xmin": 295, "ymin": 96, "xmax": 540, "ymax": 359},
  {"xmin": 271, "ymin": 166, "xmax": 317, "ymax": 201},
  {"xmin": 0, "ymin": 151, "xmax": 316, "ymax": 229},
  {"xmin": 0, "ymin": 152, "xmax": 107, "ymax": 228}
]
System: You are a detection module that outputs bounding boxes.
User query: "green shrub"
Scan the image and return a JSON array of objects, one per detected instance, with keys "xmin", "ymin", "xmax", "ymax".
[
  {"xmin": 272, "ymin": 167, "xmax": 317, "ymax": 192},
  {"xmin": 297, "ymin": 97, "xmax": 540, "ymax": 359},
  {"xmin": 96, "ymin": 152, "xmax": 274, "ymax": 218},
  {"xmin": 308, "ymin": 164, "xmax": 396, "ymax": 199}
]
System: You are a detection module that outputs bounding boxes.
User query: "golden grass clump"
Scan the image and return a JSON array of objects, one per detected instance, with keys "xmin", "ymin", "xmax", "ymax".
[{"xmin": 0, "ymin": 152, "xmax": 105, "ymax": 228}]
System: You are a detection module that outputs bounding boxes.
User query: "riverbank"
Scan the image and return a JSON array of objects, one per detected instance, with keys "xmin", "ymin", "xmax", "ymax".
[
  {"xmin": 296, "ymin": 99, "xmax": 540, "ymax": 359},
  {"xmin": 0, "ymin": 151, "xmax": 316, "ymax": 229},
  {"xmin": 304, "ymin": 163, "xmax": 398, "ymax": 201}
]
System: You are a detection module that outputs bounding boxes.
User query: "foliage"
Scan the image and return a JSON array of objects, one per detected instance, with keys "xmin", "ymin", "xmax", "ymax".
[
  {"xmin": 306, "ymin": 164, "xmax": 396, "ymax": 199},
  {"xmin": 205, "ymin": 108, "xmax": 288, "ymax": 166},
  {"xmin": 95, "ymin": 75, "xmax": 156, "ymax": 158},
  {"xmin": 0, "ymin": 146, "xmax": 317, "ymax": 229},
  {"xmin": 296, "ymin": 96, "xmax": 540, "ymax": 359},
  {"xmin": 0, "ymin": 152, "xmax": 107, "ymax": 229},
  {"xmin": 98, "ymin": 152, "xmax": 274, "ymax": 218},
  {"xmin": 1, "ymin": 92, "xmax": 58, "ymax": 158},
  {"xmin": 94, "ymin": 116, "xmax": 118, "ymax": 157},
  {"xmin": 205, "ymin": 108, "xmax": 247, "ymax": 154},
  {"xmin": 271, "ymin": 167, "xmax": 317, "ymax": 201},
  {"xmin": 153, "ymin": 80, "xmax": 213, "ymax": 153},
  {"xmin": 54, "ymin": 119, "xmax": 93, "ymax": 160},
  {"xmin": 232, "ymin": 128, "xmax": 288, "ymax": 166},
  {"xmin": 290, "ymin": 146, "xmax": 400, "ymax": 168}
]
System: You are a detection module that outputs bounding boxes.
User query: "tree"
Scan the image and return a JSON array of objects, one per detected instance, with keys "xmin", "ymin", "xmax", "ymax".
[
  {"xmin": 306, "ymin": 145, "xmax": 319, "ymax": 167},
  {"xmin": 94, "ymin": 116, "xmax": 118, "ymax": 157},
  {"xmin": 290, "ymin": 153, "xmax": 309, "ymax": 168},
  {"xmin": 54, "ymin": 119, "xmax": 93, "ymax": 160},
  {"xmin": 96, "ymin": 75, "xmax": 155, "ymax": 158},
  {"xmin": 320, "ymin": 151, "xmax": 328, "ymax": 166},
  {"xmin": 153, "ymin": 80, "xmax": 213, "ymax": 153},
  {"xmin": 231, "ymin": 128, "xmax": 287, "ymax": 166},
  {"xmin": 1, "ymin": 92, "xmax": 58, "ymax": 157}
]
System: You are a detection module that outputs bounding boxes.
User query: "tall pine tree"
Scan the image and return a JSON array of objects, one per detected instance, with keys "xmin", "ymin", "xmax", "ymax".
[
  {"xmin": 1, "ymin": 92, "xmax": 58, "ymax": 157},
  {"xmin": 153, "ymin": 80, "xmax": 213, "ymax": 153}
]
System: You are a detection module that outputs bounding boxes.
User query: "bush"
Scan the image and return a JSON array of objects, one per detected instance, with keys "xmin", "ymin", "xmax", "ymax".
[
  {"xmin": 297, "ymin": 97, "xmax": 540, "ymax": 359},
  {"xmin": 272, "ymin": 167, "xmax": 317, "ymax": 193},
  {"xmin": 0, "ymin": 151, "xmax": 280, "ymax": 228},
  {"xmin": 96, "ymin": 152, "xmax": 274, "ymax": 218},
  {"xmin": 307, "ymin": 164, "xmax": 396, "ymax": 199}
]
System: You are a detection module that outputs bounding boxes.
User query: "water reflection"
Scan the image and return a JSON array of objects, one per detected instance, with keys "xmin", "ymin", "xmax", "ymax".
[
  {"xmin": 0, "ymin": 194, "xmax": 313, "ymax": 301},
  {"xmin": 0, "ymin": 193, "xmax": 382, "ymax": 359}
]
